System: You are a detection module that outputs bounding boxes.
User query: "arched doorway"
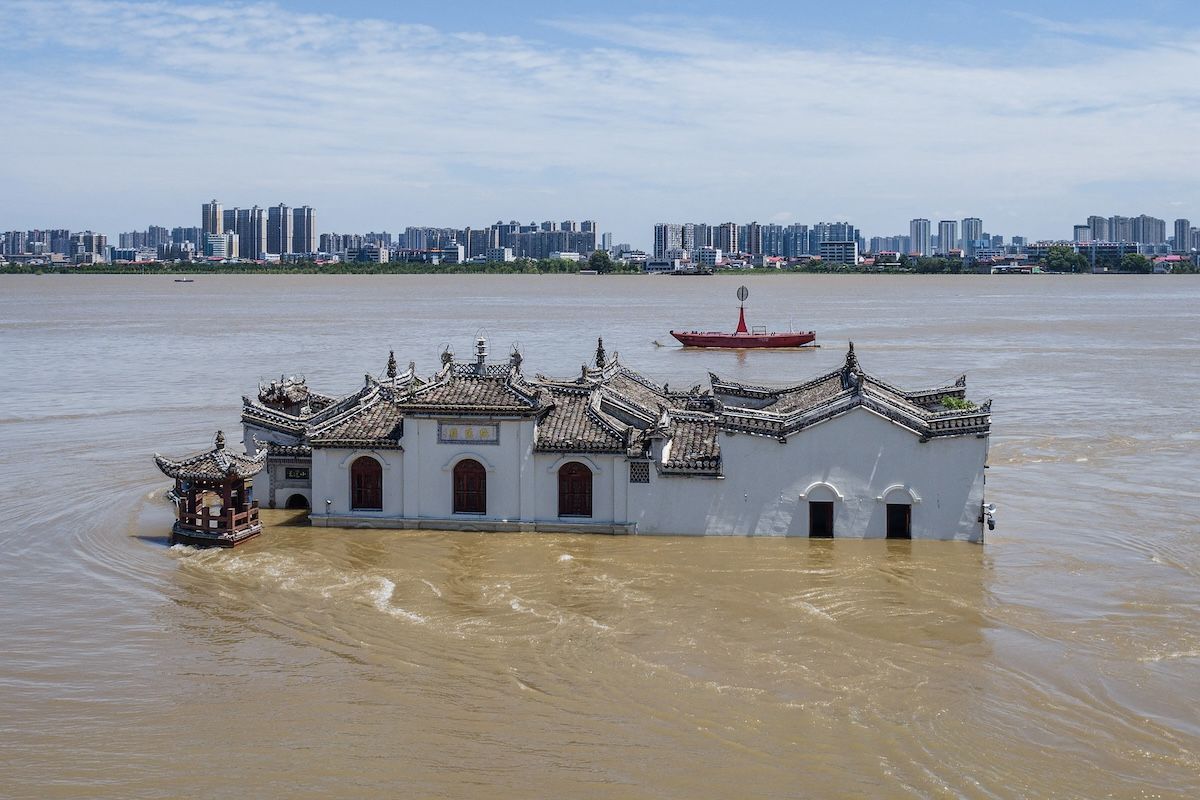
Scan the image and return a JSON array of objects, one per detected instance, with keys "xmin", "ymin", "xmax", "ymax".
[
  {"xmin": 558, "ymin": 461, "xmax": 593, "ymax": 518},
  {"xmin": 284, "ymin": 493, "xmax": 310, "ymax": 511},
  {"xmin": 350, "ymin": 456, "xmax": 383, "ymax": 511},
  {"xmin": 453, "ymin": 459, "xmax": 486, "ymax": 514}
]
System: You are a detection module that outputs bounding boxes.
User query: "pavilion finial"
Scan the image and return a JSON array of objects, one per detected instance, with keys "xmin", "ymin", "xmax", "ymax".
[
  {"xmin": 595, "ymin": 336, "xmax": 607, "ymax": 368},
  {"xmin": 386, "ymin": 350, "xmax": 397, "ymax": 379},
  {"xmin": 845, "ymin": 341, "xmax": 859, "ymax": 373},
  {"xmin": 214, "ymin": 430, "xmax": 226, "ymax": 450}
]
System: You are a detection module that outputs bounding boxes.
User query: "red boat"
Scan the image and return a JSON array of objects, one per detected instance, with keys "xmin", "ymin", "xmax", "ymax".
[{"xmin": 670, "ymin": 285, "xmax": 816, "ymax": 348}]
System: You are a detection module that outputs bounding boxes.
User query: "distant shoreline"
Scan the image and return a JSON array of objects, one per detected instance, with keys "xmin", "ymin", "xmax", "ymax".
[{"xmin": 0, "ymin": 262, "xmax": 1188, "ymax": 276}]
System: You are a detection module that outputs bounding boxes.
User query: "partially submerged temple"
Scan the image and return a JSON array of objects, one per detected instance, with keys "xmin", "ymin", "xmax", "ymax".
[{"xmin": 214, "ymin": 338, "xmax": 992, "ymax": 542}]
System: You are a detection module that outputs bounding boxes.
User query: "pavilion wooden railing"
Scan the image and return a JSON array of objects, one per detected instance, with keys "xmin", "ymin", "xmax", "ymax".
[{"xmin": 178, "ymin": 502, "xmax": 260, "ymax": 532}]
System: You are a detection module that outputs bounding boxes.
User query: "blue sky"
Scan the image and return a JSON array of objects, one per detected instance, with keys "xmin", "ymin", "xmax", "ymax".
[{"xmin": 2, "ymin": 0, "xmax": 1197, "ymax": 245}]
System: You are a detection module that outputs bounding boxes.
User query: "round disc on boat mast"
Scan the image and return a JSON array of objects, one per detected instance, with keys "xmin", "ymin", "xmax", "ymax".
[{"xmin": 736, "ymin": 285, "xmax": 749, "ymax": 302}]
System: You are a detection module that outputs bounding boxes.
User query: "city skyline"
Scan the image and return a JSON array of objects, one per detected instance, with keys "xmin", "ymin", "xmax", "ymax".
[{"xmin": 3, "ymin": 0, "xmax": 1198, "ymax": 244}]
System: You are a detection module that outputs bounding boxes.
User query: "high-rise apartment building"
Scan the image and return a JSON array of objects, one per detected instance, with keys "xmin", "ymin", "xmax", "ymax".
[
  {"xmin": 1086, "ymin": 215, "xmax": 1110, "ymax": 242},
  {"xmin": 653, "ymin": 223, "xmax": 684, "ymax": 259},
  {"xmin": 222, "ymin": 208, "xmax": 238, "ymax": 234},
  {"xmin": 202, "ymin": 199, "xmax": 223, "ymax": 238},
  {"xmin": 1131, "ymin": 214, "xmax": 1166, "ymax": 245},
  {"xmin": 783, "ymin": 224, "xmax": 809, "ymax": 258},
  {"xmin": 909, "ymin": 219, "xmax": 931, "ymax": 256},
  {"xmin": 1073, "ymin": 225, "xmax": 1092, "ymax": 243},
  {"xmin": 713, "ymin": 222, "xmax": 738, "ymax": 255},
  {"xmin": 1108, "ymin": 215, "xmax": 1133, "ymax": 242},
  {"xmin": 236, "ymin": 206, "xmax": 267, "ymax": 259},
  {"xmin": 744, "ymin": 222, "xmax": 763, "ymax": 255},
  {"xmin": 681, "ymin": 223, "xmax": 696, "ymax": 254},
  {"xmin": 3, "ymin": 230, "xmax": 26, "ymax": 255},
  {"xmin": 937, "ymin": 220, "xmax": 958, "ymax": 255},
  {"xmin": 762, "ymin": 224, "xmax": 784, "ymax": 256},
  {"xmin": 292, "ymin": 206, "xmax": 316, "ymax": 255},
  {"xmin": 267, "ymin": 204, "xmax": 293, "ymax": 255},
  {"xmin": 961, "ymin": 217, "xmax": 983, "ymax": 256},
  {"xmin": 1173, "ymin": 219, "xmax": 1192, "ymax": 252}
]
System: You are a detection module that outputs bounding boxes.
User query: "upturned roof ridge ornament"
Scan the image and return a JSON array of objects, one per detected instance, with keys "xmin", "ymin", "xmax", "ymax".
[
  {"xmin": 509, "ymin": 345, "xmax": 523, "ymax": 371},
  {"xmin": 955, "ymin": 374, "xmax": 967, "ymax": 388},
  {"xmin": 386, "ymin": 350, "xmax": 397, "ymax": 379},
  {"xmin": 595, "ymin": 337, "xmax": 607, "ymax": 368},
  {"xmin": 441, "ymin": 347, "xmax": 454, "ymax": 366},
  {"xmin": 980, "ymin": 399, "xmax": 992, "ymax": 413},
  {"xmin": 214, "ymin": 430, "xmax": 226, "ymax": 450},
  {"xmin": 841, "ymin": 341, "xmax": 865, "ymax": 392}
]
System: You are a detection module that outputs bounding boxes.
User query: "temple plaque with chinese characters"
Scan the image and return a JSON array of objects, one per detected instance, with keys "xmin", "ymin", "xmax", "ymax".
[{"xmin": 438, "ymin": 421, "xmax": 500, "ymax": 445}]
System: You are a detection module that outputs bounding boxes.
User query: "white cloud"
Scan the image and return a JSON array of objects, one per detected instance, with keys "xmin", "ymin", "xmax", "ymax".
[{"xmin": 1, "ymin": 0, "xmax": 1198, "ymax": 243}]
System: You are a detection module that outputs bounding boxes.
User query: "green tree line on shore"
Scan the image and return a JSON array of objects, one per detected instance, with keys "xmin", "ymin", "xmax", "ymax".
[
  {"xmin": 0, "ymin": 250, "xmax": 634, "ymax": 276},
  {"xmin": 3, "ymin": 248, "xmax": 1193, "ymax": 276}
]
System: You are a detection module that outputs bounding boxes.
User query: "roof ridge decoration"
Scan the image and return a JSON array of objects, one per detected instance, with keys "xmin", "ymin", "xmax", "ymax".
[
  {"xmin": 595, "ymin": 337, "xmax": 607, "ymax": 369},
  {"xmin": 386, "ymin": 351, "xmax": 397, "ymax": 379},
  {"xmin": 840, "ymin": 341, "xmax": 864, "ymax": 392}
]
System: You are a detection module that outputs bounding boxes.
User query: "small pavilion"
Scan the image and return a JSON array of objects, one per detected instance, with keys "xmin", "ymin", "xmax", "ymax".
[{"xmin": 154, "ymin": 431, "xmax": 266, "ymax": 547}]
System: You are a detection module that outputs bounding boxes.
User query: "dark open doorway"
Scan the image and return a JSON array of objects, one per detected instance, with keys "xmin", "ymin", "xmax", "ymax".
[
  {"xmin": 808, "ymin": 501, "xmax": 834, "ymax": 538},
  {"xmin": 284, "ymin": 494, "xmax": 310, "ymax": 511},
  {"xmin": 886, "ymin": 503, "xmax": 911, "ymax": 539}
]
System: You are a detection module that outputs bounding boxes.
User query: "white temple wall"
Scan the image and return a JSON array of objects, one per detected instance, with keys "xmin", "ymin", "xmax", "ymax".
[
  {"xmin": 630, "ymin": 407, "xmax": 988, "ymax": 540},
  {"xmin": 531, "ymin": 453, "xmax": 620, "ymax": 524},
  {"xmin": 405, "ymin": 418, "xmax": 527, "ymax": 520},
  {"xmin": 310, "ymin": 447, "xmax": 404, "ymax": 519}
]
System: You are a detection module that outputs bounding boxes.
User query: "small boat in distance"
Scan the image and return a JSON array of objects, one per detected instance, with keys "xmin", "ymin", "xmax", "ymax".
[
  {"xmin": 173, "ymin": 278, "xmax": 195, "ymax": 283},
  {"xmin": 670, "ymin": 285, "xmax": 817, "ymax": 349}
]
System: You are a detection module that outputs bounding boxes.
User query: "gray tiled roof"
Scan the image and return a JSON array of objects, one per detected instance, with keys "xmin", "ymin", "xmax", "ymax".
[
  {"xmin": 154, "ymin": 434, "xmax": 267, "ymax": 481},
  {"xmin": 764, "ymin": 373, "xmax": 847, "ymax": 414},
  {"xmin": 400, "ymin": 371, "xmax": 543, "ymax": 414},
  {"xmin": 309, "ymin": 400, "xmax": 405, "ymax": 449},
  {"xmin": 661, "ymin": 417, "xmax": 721, "ymax": 474},
  {"xmin": 535, "ymin": 387, "xmax": 627, "ymax": 453}
]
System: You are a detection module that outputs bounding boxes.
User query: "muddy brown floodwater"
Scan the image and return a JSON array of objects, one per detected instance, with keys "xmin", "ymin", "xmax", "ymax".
[{"xmin": 1, "ymin": 274, "xmax": 1197, "ymax": 798}]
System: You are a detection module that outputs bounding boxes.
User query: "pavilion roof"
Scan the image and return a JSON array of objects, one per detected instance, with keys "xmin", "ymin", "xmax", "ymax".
[{"xmin": 154, "ymin": 431, "xmax": 266, "ymax": 481}]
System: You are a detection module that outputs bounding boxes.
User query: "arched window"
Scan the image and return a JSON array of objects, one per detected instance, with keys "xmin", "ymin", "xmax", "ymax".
[
  {"xmin": 453, "ymin": 459, "xmax": 486, "ymax": 514},
  {"xmin": 350, "ymin": 456, "xmax": 383, "ymax": 511},
  {"xmin": 558, "ymin": 461, "xmax": 593, "ymax": 518}
]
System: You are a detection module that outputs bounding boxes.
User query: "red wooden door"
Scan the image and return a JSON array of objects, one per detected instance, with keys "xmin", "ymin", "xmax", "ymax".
[
  {"xmin": 453, "ymin": 459, "xmax": 486, "ymax": 514},
  {"xmin": 558, "ymin": 462, "xmax": 592, "ymax": 517},
  {"xmin": 350, "ymin": 457, "xmax": 383, "ymax": 510}
]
